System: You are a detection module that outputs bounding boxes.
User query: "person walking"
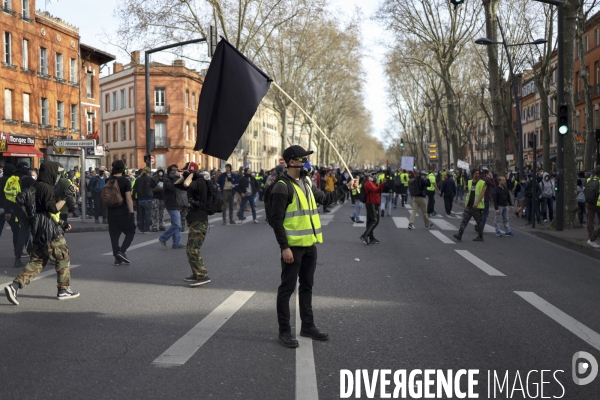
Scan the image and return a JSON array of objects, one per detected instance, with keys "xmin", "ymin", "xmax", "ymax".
[
  {"xmin": 151, "ymin": 168, "xmax": 167, "ymax": 232},
  {"xmin": 350, "ymin": 171, "xmax": 365, "ymax": 223},
  {"xmin": 159, "ymin": 165, "xmax": 184, "ymax": 249},
  {"xmin": 439, "ymin": 172, "xmax": 456, "ymax": 216},
  {"xmin": 4, "ymin": 161, "xmax": 80, "ymax": 305},
  {"xmin": 360, "ymin": 171, "xmax": 385, "ymax": 244},
  {"xmin": 105, "ymin": 160, "xmax": 136, "ymax": 265},
  {"xmin": 90, "ymin": 167, "xmax": 108, "ymax": 224},
  {"xmin": 378, "ymin": 168, "xmax": 395, "ymax": 217},
  {"xmin": 133, "ymin": 167, "xmax": 155, "ymax": 234},
  {"xmin": 577, "ymin": 176, "xmax": 586, "ymax": 225},
  {"xmin": 425, "ymin": 170, "xmax": 440, "ymax": 217},
  {"xmin": 4, "ymin": 162, "xmax": 35, "ymax": 268},
  {"xmin": 217, "ymin": 164, "xmax": 238, "ymax": 225},
  {"xmin": 453, "ymin": 169, "xmax": 486, "ymax": 242},
  {"xmin": 269, "ymin": 145, "xmax": 358, "ymax": 348},
  {"xmin": 323, "ymin": 170, "xmax": 337, "ymax": 213},
  {"xmin": 539, "ymin": 172, "xmax": 555, "ymax": 222},
  {"xmin": 399, "ymin": 169, "xmax": 409, "ymax": 207},
  {"xmin": 492, "ymin": 176, "xmax": 516, "ymax": 237},
  {"xmin": 237, "ymin": 167, "xmax": 259, "ymax": 224},
  {"xmin": 455, "ymin": 170, "xmax": 465, "ymax": 201},
  {"xmin": 514, "ymin": 176, "xmax": 526, "ymax": 219},
  {"xmin": 407, "ymin": 171, "xmax": 433, "ymax": 230},
  {"xmin": 478, "ymin": 167, "xmax": 496, "ymax": 232}
]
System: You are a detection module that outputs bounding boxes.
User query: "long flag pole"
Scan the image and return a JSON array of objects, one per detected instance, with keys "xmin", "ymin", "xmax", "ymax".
[{"xmin": 271, "ymin": 82, "xmax": 354, "ymax": 181}]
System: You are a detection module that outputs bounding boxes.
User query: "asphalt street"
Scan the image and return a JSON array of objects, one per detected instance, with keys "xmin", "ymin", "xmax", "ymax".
[{"xmin": 1, "ymin": 198, "xmax": 599, "ymax": 399}]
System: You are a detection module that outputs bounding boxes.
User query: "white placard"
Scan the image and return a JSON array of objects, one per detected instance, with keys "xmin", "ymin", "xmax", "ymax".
[
  {"xmin": 457, "ymin": 159, "xmax": 470, "ymax": 170},
  {"xmin": 401, "ymin": 156, "xmax": 414, "ymax": 170}
]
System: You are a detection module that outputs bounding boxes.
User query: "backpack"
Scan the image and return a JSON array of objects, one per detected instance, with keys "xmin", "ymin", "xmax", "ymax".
[
  {"xmin": 204, "ymin": 178, "xmax": 223, "ymax": 215},
  {"xmin": 383, "ymin": 174, "xmax": 395, "ymax": 192},
  {"xmin": 15, "ymin": 186, "xmax": 36, "ymax": 228},
  {"xmin": 408, "ymin": 178, "xmax": 421, "ymax": 197},
  {"xmin": 393, "ymin": 175, "xmax": 402, "ymax": 188},
  {"xmin": 4, "ymin": 175, "xmax": 21, "ymax": 203},
  {"xmin": 264, "ymin": 175, "xmax": 295, "ymax": 226},
  {"xmin": 584, "ymin": 178, "xmax": 600, "ymax": 204},
  {"xmin": 101, "ymin": 177, "xmax": 124, "ymax": 207}
]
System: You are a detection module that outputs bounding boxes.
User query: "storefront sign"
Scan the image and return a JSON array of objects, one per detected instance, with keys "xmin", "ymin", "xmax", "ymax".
[
  {"xmin": 0, "ymin": 140, "xmax": 6, "ymax": 153},
  {"xmin": 8, "ymin": 135, "xmax": 35, "ymax": 146}
]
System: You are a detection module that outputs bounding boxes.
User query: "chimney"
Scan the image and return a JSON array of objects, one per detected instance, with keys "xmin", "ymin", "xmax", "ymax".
[
  {"xmin": 113, "ymin": 62, "xmax": 124, "ymax": 73},
  {"xmin": 130, "ymin": 51, "xmax": 140, "ymax": 65},
  {"xmin": 172, "ymin": 59, "xmax": 186, "ymax": 67}
]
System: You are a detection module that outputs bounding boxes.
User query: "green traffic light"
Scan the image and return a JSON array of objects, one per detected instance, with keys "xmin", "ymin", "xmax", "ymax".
[{"xmin": 559, "ymin": 125, "xmax": 568, "ymax": 135}]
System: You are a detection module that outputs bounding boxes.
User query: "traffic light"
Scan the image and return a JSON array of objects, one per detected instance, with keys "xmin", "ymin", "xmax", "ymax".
[
  {"xmin": 554, "ymin": 176, "xmax": 559, "ymax": 193},
  {"xmin": 558, "ymin": 104, "xmax": 569, "ymax": 135},
  {"xmin": 428, "ymin": 143, "xmax": 438, "ymax": 160},
  {"xmin": 450, "ymin": 0, "xmax": 464, "ymax": 9},
  {"xmin": 400, "ymin": 138, "xmax": 404, "ymax": 147}
]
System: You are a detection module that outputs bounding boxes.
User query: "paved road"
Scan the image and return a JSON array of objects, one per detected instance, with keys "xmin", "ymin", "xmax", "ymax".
[{"xmin": 1, "ymin": 199, "xmax": 599, "ymax": 399}]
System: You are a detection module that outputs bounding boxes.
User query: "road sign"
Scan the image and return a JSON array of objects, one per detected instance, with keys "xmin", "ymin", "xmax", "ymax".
[
  {"xmin": 428, "ymin": 143, "xmax": 438, "ymax": 160},
  {"xmin": 279, "ymin": 158, "xmax": 285, "ymax": 165},
  {"xmin": 53, "ymin": 139, "xmax": 96, "ymax": 148}
]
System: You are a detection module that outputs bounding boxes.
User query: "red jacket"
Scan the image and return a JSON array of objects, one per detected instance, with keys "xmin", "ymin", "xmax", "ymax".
[{"xmin": 364, "ymin": 180, "xmax": 385, "ymax": 205}]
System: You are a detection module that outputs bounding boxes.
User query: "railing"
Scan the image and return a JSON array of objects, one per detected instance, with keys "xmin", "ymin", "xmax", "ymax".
[
  {"xmin": 21, "ymin": 121, "xmax": 36, "ymax": 128},
  {"xmin": 2, "ymin": 5, "xmax": 16, "ymax": 16},
  {"xmin": 54, "ymin": 76, "xmax": 66, "ymax": 84},
  {"xmin": 152, "ymin": 105, "xmax": 170, "ymax": 115},
  {"xmin": 574, "ymin": 92, "xmax": 582, "ymax": 104},
  {"xmin": 20, "ymin": 12, "xmax": 32, "ymax": 22},
  {"xmin": 2, "ymin": 118, "xmax": 19, "ymax": 125},
  {"xmin": 21, "ymin": 67, "xmax": 34, "ymax": 75},
  {"xmin": 55, "ymin": 126, "xmax": 66, "ymax": 132},
  {"xmin": 593, "ymin": 85, "xmax": 600, "ymax": 97},
  {"xmin": 38, "ymin": 71, "xmax": 51, "ymax": 80},
  {"xmin": 155, "ymin": 137, "xmax": 170, "ymax": 148},
  {"xmin": 69, "ymin": 128, "xmax": 80, "ymax": 134},
  {"xmin": 69, "ymin": 81, "xmax": 79, "ymax": 87},
  {"xmin": 268, "ymin": 146, "xmax": 277, "ymax": 153},
  {"xmin": 39, "ymin": 123, "xmax": 52, "ymax": 130},
  {"xmin": 1, "ymin": 62, "xmax": 17, "ymax": 70}
]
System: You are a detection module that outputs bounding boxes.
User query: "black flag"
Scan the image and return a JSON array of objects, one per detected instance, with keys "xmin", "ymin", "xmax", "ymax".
[{"xmin": 195, "ymin": 39, "xmax": 272, "ymax": 159}]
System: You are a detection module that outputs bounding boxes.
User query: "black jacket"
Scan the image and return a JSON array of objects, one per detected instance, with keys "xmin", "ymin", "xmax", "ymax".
[
  {"xmin": 32, "ymin": 161, "xmax": 63, "ymax": 245},
  {"xmin": 492, "ymin": 185, "xmax": 513, "ymax": 209},
  {"xmin": 439, "ymin": 178, "xmax": 456, "ymax": 197},
  {"xmin": 134, "ymin": 174, "xmax": 155, "ymax": 201},
  {"xmin": 176, "ymin": 177, "xmax": 208, "ymax": 223},
  {"xmin": 162, "ymin": 174, "xmax": 181, "ymax": 210},
  {"xmin": 237, "ymin": 174, "xmax": 259, "ymax": 196}
]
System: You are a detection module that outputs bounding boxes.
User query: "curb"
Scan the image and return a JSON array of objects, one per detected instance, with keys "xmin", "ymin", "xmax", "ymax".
[{"xmin": 527, "ymin": 230, "xmax": 600, "ymax": 261}]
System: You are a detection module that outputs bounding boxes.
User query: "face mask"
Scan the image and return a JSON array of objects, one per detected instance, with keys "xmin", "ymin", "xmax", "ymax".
[
  {"xmin": 98, "ymin": 171, "xmax": 104, "ymax": 175},
  {"xmin": 158, "ymin": 172, "xmax": 164, "ymax": 177},
  {"xmin": 300, "ymin": 161, "xmax": 311, "ymax": 177}
]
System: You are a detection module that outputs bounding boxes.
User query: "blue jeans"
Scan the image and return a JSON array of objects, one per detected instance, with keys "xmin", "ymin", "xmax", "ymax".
[
  {"xmin": 160, "ymin": 209, "xmax": 181, "ymax": 247},
  {"xmin": 352, "ymin": 200, "xmax": 363, "ymax": 221},
  {"xmin": 238, "ymin": 194, "xmax": 257, "ymax": 221},
  {"xmin": 494, "ymin": 206, "xmax": 511, "ymax": 233},
  {"xmin": 456, "ymin": 186, "xmax": 464, "ymax": 200},
  {"xmin": 380, "ymin": 193, "xmax": 393, "ymax": 216}
]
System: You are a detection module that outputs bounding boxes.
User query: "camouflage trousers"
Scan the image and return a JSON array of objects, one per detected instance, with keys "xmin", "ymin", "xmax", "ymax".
[
  {"xmin": 151, "ymin": 199, "xmax": 166, "ymax": 230},
  {"xmin": 187, "ymin": 221, "xmax": 208, "ymax": 279},
  {"xmin": 180, "ymin": 207, "xmax": 189, "ymax": 229},
  {"xmin": 14, "ymin": 235, "xmax": 71, "ymax": 289}
]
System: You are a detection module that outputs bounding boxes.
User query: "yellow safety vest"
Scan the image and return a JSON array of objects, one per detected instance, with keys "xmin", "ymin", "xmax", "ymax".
[
  {"xmin": 400, "ymin": 173, "xmax": 409, "ymax": 186},
  {"xmin": 4, "ymin": 175, "xmax": 21, "ymax": 203},
  {"xmin": 427, "ymin": 173, "xmax": 436, "ymax": 191},
  {"xmin": 466, "ymin": 179, "xmax": 486, "ymax": 209},
  {"xmin": 377, "ymin": 173, "xmax": 385, "ymax": 185},
  {"xmin": 50, "ymin": 211, "xmax": 60, "ymax": 223},
  {"xmin": 280, "ymin": 178, "xmax": 323, "ymax": 247},
  {"xmin": 352, "ymin": 183, "xmax": 362, "ymax": 195},
  {"xmin": 131, "ymin": 178, "xmax": 137, "ymax": 199}
]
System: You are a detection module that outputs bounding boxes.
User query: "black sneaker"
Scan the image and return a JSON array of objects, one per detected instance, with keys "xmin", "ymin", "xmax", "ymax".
[
  {"xmin": 159, "ymin": 226, "xmax": 167, "ymax": 231},
  {"xmin": 408, "ymin": 223, "xmax": 415, "ymax": 230},
  {"xmin": 300, "ymin": 326, "xmax": 329, "ymax": 341},
  {"xmin": 172, "ymin": 244, "xmax": 186, "ymax": 249},
  {"xmin": 453, "ymin": 233, "xmax": 462, "ymax": 242},
  {"xmin": 190, "ymin": 276, "xmax": 211, "ymax": 287},
  {"xmin": 151, "ymin": 228, "xmax": 158, "ymax": 232},
  {"xmin": 381, "ymin": 210, "xmax": 384, "ymax": 217},
  {"xmin": 57, "ymin": 288, "xmax": 80, "ymax": 300},
  {"xmin": 350, "ymin": 216, "xmax": 356, "ymax": 222},
  {"xmin": 117, "ymin": 252, "xmax": 130, "ymax": 264},
  {"xmin": 473, "ymin": 236, "xmax": 484, "ymax": 242},
  {"xmin": 278, "ymin": 332, "xmax": 299, "ymax": 348},
  {"xmin": 369, "ymin": 237, "xmax": 380, "ymax": 244},
  {"xmin": 359, "ymin": 235, "xmax": 369, "ymax": 245},
  {"xmin": 426, "ymin": 223, "xmax": 434, "ymax": 229},
  {"xmin": 4, "ymin": 283, "xmax": 19, "ymax": 305},
  {"xmin": 183, "ymin": 275, "xmax": 198, "ymax": 282},
  {"xmin": 114, "ymin": 258, "xmax": 123, "ymax": 265}
]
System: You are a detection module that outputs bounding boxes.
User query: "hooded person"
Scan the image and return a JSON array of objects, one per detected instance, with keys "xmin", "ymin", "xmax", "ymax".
[
  {"xmin": 56, "ymin": 163, "xmax": 77, "ymax": 223},
  {"xmin": 151, "ymin": 167, "xmax": 166, "ymax": 231},
  {"xmin": 539, "ymin": 172, "xmax": 554, "ymax": 222},
  {"xmin": 4, "ymin": 161, "xmax": 80, "ymax": 305},
  {"xmin": 0, "ymin": 163, "xmax": 18, "ymax": 245},
  {"xmin": 134, "ymin": 166, "xmax": 156, "ymax": 233},
  {"xmin": 8, "ymin": 162, "xmax": 36, "ymax": 268}
]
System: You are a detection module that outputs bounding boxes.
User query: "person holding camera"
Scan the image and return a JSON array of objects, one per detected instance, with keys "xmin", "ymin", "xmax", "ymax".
[
  {"xmin": 175, "ymin": 168, "xmax": 211, "ymax": 287},
  {"xmin": 217, "ymin": 164, "xmax": 238, "ymax": 225},
  {"xmin": 158, "ymin": 165, "xmax": 184, "ymax": 249}
]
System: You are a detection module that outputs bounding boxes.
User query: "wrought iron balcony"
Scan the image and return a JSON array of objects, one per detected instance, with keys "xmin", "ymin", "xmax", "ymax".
[
  {"xmin": 152, "ymin": 105, "xmax": 170, "ymax": 115},
  {"xmin": 1, "ymin": 62, "xmax": 17, "ymax": 70},
  {"xmin": 2, "ymin": 118, "xmax": 19, "ymax": 125},
  {"xmin": 21, "ymin": 121, "xmax": 36, "ymax": 128},
  {"xmin": 38, "ymin": 72, "xmax": 51, "ymax": 80},
  {"xmin": 69, "ymin": 81, "xmax": 79, "ymax": 87},
  {"xmin": 268, "ymin": 146, "xmax": 277, "ymax": 153},
  {"xmin": 21, "ymin": 67, "xmax": 34, "ymax": 75},
  {"xmin": 155, "ymin": 137, "xmax": 171, "ymax": 148},
  {"xmin": 39, "ymin": 123, "xmax": 52, "ymax": 130}
]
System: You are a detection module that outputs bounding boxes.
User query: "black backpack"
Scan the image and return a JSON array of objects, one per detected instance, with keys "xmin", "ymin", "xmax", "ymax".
[
  {"xmin": 408, "ymin": 178, "xmax": 421, "ymax": 196},
  {"xmin": 264, "ymin": 175, "xmax": 295, "ymax": 226},
  {"xmin": 393, "ymin": 175, "xmax": 402, "ymax": 188},
  {"xmin": 383, "ymin": 174, "xmax": 395, "ymax": 192},
  {"xmin": 584, "ymin": 177, "xmax": 600, "ymax": 204},
  {"xmin": 16, "ymin": 186, "xmax": 37, "ymax": 228},
  {"xmin": 204, "ymin": 178, "xmax": 223, "ymax": 215}
]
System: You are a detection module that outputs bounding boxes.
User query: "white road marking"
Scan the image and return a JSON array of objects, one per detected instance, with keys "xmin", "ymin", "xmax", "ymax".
[
  {"xmin": 326, "ymin": 204, "xmax": 343, "ymax": 215},
  {"xmin": 1, "ymin": 265, "xmax": 81, "ymax": 287},
  {"xmin": 469, "ymin": 220, "xmax": 496, "ymax": 233},
  {"xmin": 353, "ymin": 221, "xmax": 366, "ymax": 227},
  {"xmin": 429, "ymin": 219, "xmax": 456, "ymax": 231},
  {"xmin": 404, "ymin": 204, "xmax": 412, "ymax": 209},
  {"xmin": 515, "ymin": 291, "xmax": 600, "ymax": 351},
  {"xmin": 320, "ymin": 214, "xmax": 334, "ymax": 226},
  {"xmin": 392, "ymin": 217, "xmax": 409, "ymax": 229},
  {"xmin": 454, "ymin": 250, "xmax": 506, "ymax": 276},
  {"xmin": 296, "ymin": 287, "xmax": 319, "ymax": 400},
  {"xmin": 153, "ymin": 291, "xmax": 255, "ymax": 366},
  {"xmin": 429, "ymin": 230, "xmax": 455, "ymax": 244}
]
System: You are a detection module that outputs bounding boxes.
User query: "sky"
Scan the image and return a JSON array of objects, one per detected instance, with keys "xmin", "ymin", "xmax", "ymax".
[{"xmin": 44, "ymin": 0, "xmax": 392, "ymax": 144}]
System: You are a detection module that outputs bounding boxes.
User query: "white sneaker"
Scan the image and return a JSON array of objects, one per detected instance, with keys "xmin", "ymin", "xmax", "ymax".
[{"xmin": 587, "ymin": 239, "xmax": 600, "ymax": 248}]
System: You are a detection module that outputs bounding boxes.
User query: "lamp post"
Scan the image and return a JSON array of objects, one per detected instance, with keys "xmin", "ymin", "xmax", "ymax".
[{"xmin": 474, "ymin": 22, "xmax": 546, "ymax": 181}]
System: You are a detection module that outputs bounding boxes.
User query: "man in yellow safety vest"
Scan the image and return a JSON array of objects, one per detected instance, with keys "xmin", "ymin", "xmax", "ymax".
[
  {"xmin": 269, "ymin": 145, "xmax": 358, "ymax": 348},
  {"xmin": 453, "ymin": 169, "xmax": 486, "ymax": 242}
]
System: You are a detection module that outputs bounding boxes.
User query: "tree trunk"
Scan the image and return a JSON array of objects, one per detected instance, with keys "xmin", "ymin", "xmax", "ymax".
[
  {"xmin": 442, "ymin": 72, "xmax": 460, "ymax": 168},
  {"xmin": 563, "ymin": 0, "xmax": 582, "ymax": 228},
  {"xmin": 578, "ymin": 14, "xmax": 596, "ymax": 171}
]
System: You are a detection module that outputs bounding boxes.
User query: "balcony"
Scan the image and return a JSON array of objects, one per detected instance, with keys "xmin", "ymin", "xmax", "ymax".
[
  {"xmin": 20, "ymin": 12, "xmax": 32, "ymax": 22},
  {"xmin": 69, "ymin": 81, "xmax": 79, "ymax": 88},
  {"xmin": 39, "ymin": 123, "xmax": 52, "ymax": 130},
  {"xmin": 2, "ymin": 118, "xmax": 19, "ymax": 125},
  {"xmin": 152, "ymin": 105, "xmax": 170, "ymax": 115},
  {"xmin": 54, "ymin": 76, "xmax": 66, "ymax": 84},
  {"xmin": 69, "ymin": 128, "xmax": 80, "ymax": 134},
  {"xmin": 2, "ymin": 5, "xmax": 16, "ymax": 16},
  {"xmin": 55, "ymin": 126, "xmax": 66, "ymax": 132},
  {"xmin": 21, "ymin": 121, "xmax": 36, "ymax": 128},
  {"xmin": 38, "ymin": 72, "xmax": 51, "ymax": 80},
  {"xmin": 21, "ymin": 67, "xmax": 34, "ymax": 75},
  {"xmin": 155, "ymin": 137, "xmax": 171, "ymax": 148},
  {"xmin": 1, "ymin": 62, "xmax": 17, "ymax": 70},
  {"xmin": 268, "ymin": 146, "xmax": 277, "ymax": 154},
  {"xmin": 593, "ymin": 85, "xmax": 600, "ymax": 97}
]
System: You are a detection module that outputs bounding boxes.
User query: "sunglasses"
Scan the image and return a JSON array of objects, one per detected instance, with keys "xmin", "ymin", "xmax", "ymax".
[{"xmin": 294, "ymin": 157, "xmax": 308, "ymax": 163}]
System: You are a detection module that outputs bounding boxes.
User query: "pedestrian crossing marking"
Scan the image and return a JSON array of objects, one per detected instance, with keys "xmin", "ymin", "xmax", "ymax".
[
  {"xmin": 392, "ymin": 217, "xmax": 409, "ymax": 229},
  {"xmin": 455, "ymin": 250, "xmax": 506, "ymax": 276},
  {"xmin": 296, "ymin": 285, "xmax": 319, "ymax": 400},
  {"xmin": 430, "ymin": 219, "xmax": 456, "ymax": 231},
  {"xmin": 468, "ymin": 220, "xmax": 496, "ymax": 233},
  {"xmin": 429, "ymin": 230, "xmax": 455, "ymax": 244}
]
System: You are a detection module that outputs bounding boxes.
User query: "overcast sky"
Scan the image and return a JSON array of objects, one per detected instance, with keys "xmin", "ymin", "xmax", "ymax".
[{"xmin": 45, "ymin": 0, "xmax": 392, "ymax": 144}]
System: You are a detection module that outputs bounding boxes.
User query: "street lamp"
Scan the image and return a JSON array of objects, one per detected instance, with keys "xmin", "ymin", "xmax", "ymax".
[{"xmin": 475, "ymin": 17, "xmax": 546, "ymax": 181}]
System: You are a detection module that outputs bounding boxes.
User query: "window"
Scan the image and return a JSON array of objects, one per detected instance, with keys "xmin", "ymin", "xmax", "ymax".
[
  {"xmin": 192, "ymin": 153, "xmax": 196, "ymax": 163},
  {"xmin": 130, "ymin": 154, "xmax": 134, "ymax": 169},
  {"xmin": 596, "ymin": 61, "xmax": 599, "ymax": 86},
  {"xmin": 128, "ymin": 87, "xmax": 133, "ymax": 108},
  {"xmin": 155, "ymin": 121, "xmax": 166, "ymax": 137},
  {"xmin": 22, "ymin": 38, "xmax": 28, "ymax": 69},
  {"xmin": 55, "ymin": 53, "xmax": 63, "ymax": 79},
  {"xmin": 86, "ymin": 71, "xmax": 93, "ymax": 98},
  {"xmin": 22, "ymin": 0, "xmax": 29, "ymax": 18},
  {"xmin": 155, "ymin": 154, "xmax": 166, "ymax": 169},
  {"xmin": 596, "ymin": 29, "xmax": 599, "ymax": 46},
  {"xmin": 154, "ymin": 88, "xmax": 165, "ymax": 112},
  {"xmin": 105, "ymin": 94, "xmax": 110, "ymax": 111},
  {"xmin": 185, "ymin": 89, "xmax": 189, "ymax": 108},
  {"xmin": 120, "ymin": 89, "xmax": 125, "ymax": 109},
  {"xmin": 87, "ymin": 113, "xmax": 93, "ymax": 135},
  {"xmin": 56, "ymin": 101, "xmax": 64, "ymax": 127},
  {"xmin": 121, "ymin": 121, "xmax": 126, "ymax": 141},
  {"xmin": 70, "ymin": 58, "xmax": 76, "ymax": 83},
  {"xmin": 192, "ymin": 123, "xmax": 196, "ymax": 142},
  {"xmin": 129, "ymin": 120, "xmax": 134, "ymax": 141},
  {"xmin": 192, "ymin": 92, "xmax": 196, "ymax": 110},
  {"xmin": 105, "ymin": 124, "xmax": 109, "ymax": 142},
  {"xmin": 23, "ymin": 93, "xmax": 29, "ymax": 122},
  {"xmin": 39, "ymin": 47, "xmax": 48, "ymax": 74},
  {"xmin": 185, "ymin": 153, "xmax": 189, "ymax": 163},
  {"xmin": 3, "ymin": 31, "xmax": 11, "ymax": 64},
  {"xmin": 40, "ymin": 97, "xmax": 49, "ymax": 126},
  {"xmin": 113, "ymin": 123, "xmax": 117, "ymax": 142},
  {"xmin": 186, "ymin": 122, "xmax": 189, "ymax": 141},
  {"xmin": 70, "ymin": 104, "xmax": 77, "ymax": 130},
  {"xmin": 585, "ymin": 36, "xmax": 589, "ymax": 52},
  {"xmin": 112, "ymin": 92, "xmax": 117, "ymax": 111},
  {"xmin": 4, "ymin": 89, "xmax": 12, "ymax": 120}
]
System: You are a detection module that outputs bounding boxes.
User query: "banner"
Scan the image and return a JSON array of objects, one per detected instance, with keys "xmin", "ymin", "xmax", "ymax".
[
  {"xmin": 401, "ymin": 156, "xmax": 414, "ymax": 171},
  {"xmin": 457, "ymin": 159, "xmax": 470, "ymax": 170}
]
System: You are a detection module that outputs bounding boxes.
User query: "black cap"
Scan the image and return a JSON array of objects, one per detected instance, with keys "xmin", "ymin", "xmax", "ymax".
[{"xmin": 282, "ymin": 145, "xmax": 313, "ymax": 162}]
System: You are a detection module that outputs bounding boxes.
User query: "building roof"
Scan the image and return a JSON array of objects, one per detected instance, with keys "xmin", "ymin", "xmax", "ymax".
[{"xmin": 81, "ymin": 44, "xmax": 116, "ymax": 65}]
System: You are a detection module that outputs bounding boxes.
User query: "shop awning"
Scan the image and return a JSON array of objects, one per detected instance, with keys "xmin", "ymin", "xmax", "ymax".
[{"xmin": 3, "ymin": 144, "xmax": 43, "ymax": 157}]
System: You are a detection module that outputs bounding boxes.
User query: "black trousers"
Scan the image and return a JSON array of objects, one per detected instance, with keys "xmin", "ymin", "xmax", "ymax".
[
  {"xmin": 93, "ymin": 191, "xmax": 107, "ymax": 220},
  {"xmin": 108, "ymin": 214, "xmax": 136, "ymax": 257},
  {"xmin": 443, "ymin": 194, "xmax": 454, "ymax": 215},
  {"xmin": 5, "ymin": 212, "xmax": 20, "ymax": 257},
  {"xmin": 363, "ymin": 203, "xmax": 380, "ymax": 239},
  {"xmin": 277, "ymin": 245, "xmax": 317, "ymax": 333},
  {"xmin": 426, "ymin": 191, "xmax": 436, "ymax": 214}
]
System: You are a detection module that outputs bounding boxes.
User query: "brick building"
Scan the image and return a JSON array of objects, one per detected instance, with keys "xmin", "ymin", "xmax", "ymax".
[
  {"xmin": 1, "ymin": 0, "xmax": 114, "ymax": 169},
  {"xmin": 99, "ymin": 55, "xmax": 219, "ymax": 170}
]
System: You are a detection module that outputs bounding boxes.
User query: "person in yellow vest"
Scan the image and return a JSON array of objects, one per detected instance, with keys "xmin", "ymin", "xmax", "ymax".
[
  {"xmin": 400, "ymin": 169, "xmax": 409, "ymax": 207},
  {"xmin": 426, "ymin": 170, "xmax": 440, "ymax": 216},
  {"xmin": 269, "ymin": 145, "xmax": 358, "ymax": 348},
  {"xmin": 453, "ymin": 169, "xmax": 486, "ymax": 242}
]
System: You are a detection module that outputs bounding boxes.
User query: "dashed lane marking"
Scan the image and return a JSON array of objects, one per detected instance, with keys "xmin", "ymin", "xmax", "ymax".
[
  {"xmin": 296, "ymin": 285, "xmax": 319, "ymax": 400},
  {"xmin": 454, "ymin": 250, "xmax": 506, "ymax": 276},
  {"xmin": 153, "ymin": 291, "xmax": 255, "ymax": 367}
]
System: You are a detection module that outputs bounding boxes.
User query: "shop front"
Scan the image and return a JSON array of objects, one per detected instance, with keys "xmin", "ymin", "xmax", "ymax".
[
  {"xmin": 46, "ymin": 144, "xmax": 103, "ymax": 172},
  {"xmin": 0, "ymin": 133, "xmax": 44, "ymax": 168}
]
